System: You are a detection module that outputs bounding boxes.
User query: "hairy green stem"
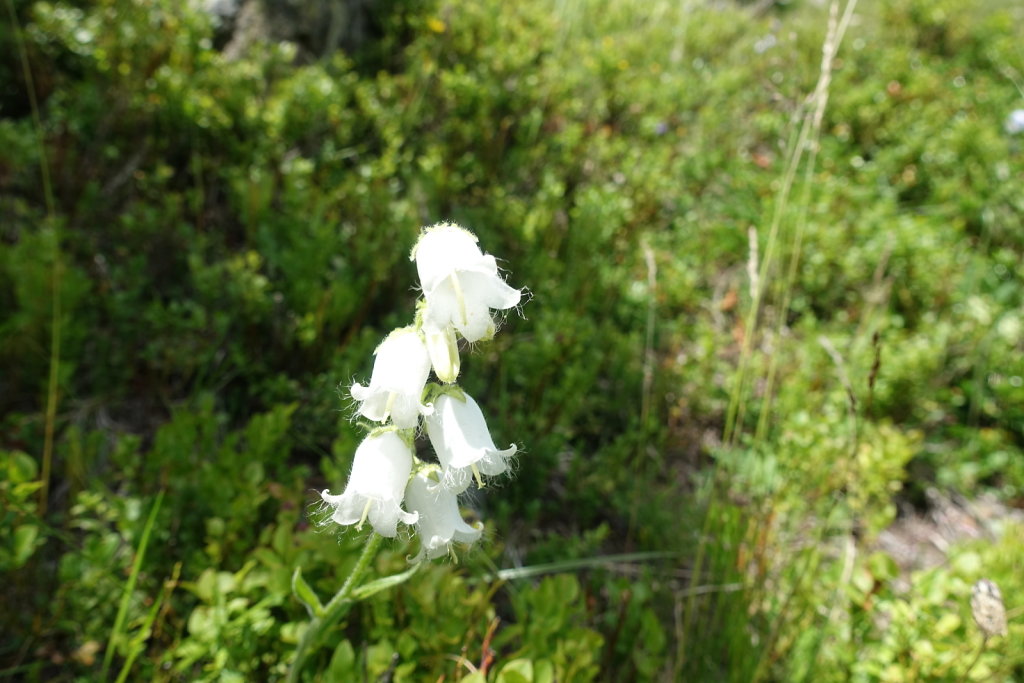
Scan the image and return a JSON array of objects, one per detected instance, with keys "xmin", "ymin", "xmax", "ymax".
[{"xmin": 288, "ymin": 533, "xmax": 383, "ymax": 682}]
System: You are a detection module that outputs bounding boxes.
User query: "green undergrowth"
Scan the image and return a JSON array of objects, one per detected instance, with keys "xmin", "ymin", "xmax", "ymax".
[{"xmin": 2, "ymin": 0, "xmax": 1022, "ymax": 679}]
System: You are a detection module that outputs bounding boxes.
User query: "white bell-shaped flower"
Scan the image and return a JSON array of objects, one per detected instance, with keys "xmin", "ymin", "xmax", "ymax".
[
  {"xmin": 412, "ymin": 223, "xmax": 521, "ymax": 343},
  {"xmin": 405, "ymin": 469, "xmax": 482, "ymax": 560},
  {"xmin": 425, "ymin": 392, "xmax": 517, "ymax": 493},
  {"xmin": 351, "ymin": 327, "xmax": 432, "ymax": 429},
  {"xmin": 320, "ymin": 431, "xmax": 418, "ymax": 538}
]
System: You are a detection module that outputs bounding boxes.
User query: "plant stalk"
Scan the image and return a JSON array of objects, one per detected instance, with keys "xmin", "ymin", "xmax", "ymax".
[
  {"xmin": 287, "ymin": 533, "xmax": 383, "ymax": 682},
  {"xmin": 6, "ymin": 0, "xmax": 61, "ymax": 518}
]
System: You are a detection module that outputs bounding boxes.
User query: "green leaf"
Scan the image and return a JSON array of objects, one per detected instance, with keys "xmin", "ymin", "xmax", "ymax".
[
  {"xmin": 12, "ymin": 524, "xmax": 39, "ymax": 567},
  {"xmin": 497, "ymin": 658, "xmax": 534, "ymax": 683},
  {"xmin": 3, "ymin": 450, "xmax": 37, "ymax": 482},
  {"xmin": 350, "ymin": 562, "xmax": 420, "ymax": 602},
  {"xmin": 327, "ymin": 639, "xmax": 356, "ymax": 679},
  {"xmin": 291, "ymin": 566, "xmax": 324, "ymax": 618},
  {"xmin": 11, "ymin": 480, "xmax": 44, "ymax": 500},
  {"xmin": 366, "ymin": 640, "xmax": 397, "ymax": 678}
]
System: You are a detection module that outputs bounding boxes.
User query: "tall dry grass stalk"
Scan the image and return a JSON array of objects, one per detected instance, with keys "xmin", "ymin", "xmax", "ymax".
[
  {"xmin": 678, "ymin": 2, "xmax": 861, "ymax": 679},
  {"xmin": 5, "ymin": 0, "xmax": 62, "ymax": 517}
]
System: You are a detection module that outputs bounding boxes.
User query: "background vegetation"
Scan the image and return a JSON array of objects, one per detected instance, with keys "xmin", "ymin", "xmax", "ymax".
[{"xmin": 2, "ymin": 0, "xmax": 1022, "ymax": 679}]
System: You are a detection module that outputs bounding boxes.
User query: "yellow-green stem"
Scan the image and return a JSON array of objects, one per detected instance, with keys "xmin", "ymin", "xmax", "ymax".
[
  {"xmin": 287, "ymin": 533, "xmax": 384, "ymax": 682},
  {"xmin": 6, "ymin": 0, "xmax": 60, "ymax": 516}
]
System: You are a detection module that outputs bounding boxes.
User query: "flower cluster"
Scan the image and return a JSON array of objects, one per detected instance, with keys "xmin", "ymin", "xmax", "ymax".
[{"xmin": 321, "ymin": 223, "xmax": 522, "ymax": 560}]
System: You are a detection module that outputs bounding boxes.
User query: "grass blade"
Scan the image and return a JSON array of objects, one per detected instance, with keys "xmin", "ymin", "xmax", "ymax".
[{"xmin": 101, "ymin": 490, "xmax": 165, "ymax": 680}]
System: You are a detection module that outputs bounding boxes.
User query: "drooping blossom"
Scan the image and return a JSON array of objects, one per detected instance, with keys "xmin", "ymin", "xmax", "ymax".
[
  {"xmin": 404, "ymin": 469, "xmax": 482, "ymax": 560},
  {"xmin": 320, "ymin": 431, "xmax": 418, "ymax": 538},
  {"xmin": 425, "ymin": 392, "xmax": 517, "ymax": 493},
  {"xmin": 412, "ymin": 223, "xmax": 521, "ymax": 343},
  {"xmin": 351, "ymin": 327, "xmax": 432, "ymax": 429}
]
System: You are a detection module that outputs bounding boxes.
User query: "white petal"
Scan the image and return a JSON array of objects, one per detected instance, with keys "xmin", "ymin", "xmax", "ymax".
[
  {"xmin": 369, "ymin": 500, "xmax": 418, "ymax": 538},
  {"xmin": 321, "ymin": 488, "xmax": 363, "ymax": 526},
  {"xmin": 450, "ymin": 273, "xmax": 520, "ymax": 342},
  {"xmin": 347, "ymin": 432, "xmax": 412, "ymax": 498},
  {"xmin": 413, "ymin": 223, "xmax": 492, "ymax": 293},
  {"xmin": 387, "ymin": 393, "xmax": 430, "ymax": 429},
  {"xmin": 478, "ymin": 443, "xmax": 517, "ymax": 476},
  {"xmin": 464, "ymin": 271, "xmax": 522, "ymax": 311},
  {"xmin": 351, "ymin": 383, "xmax": 388, "ymax": 422},
  {"xmin": 369, "ymin": 329, "xmax": 432, "ymax": 395},
  {"xmin": 452, "ymin": 299, "xmax": 495, "ymax": 343},
  {"xmin": 423, "ymin": 281, "xmax": 459, "ymax": 329}
]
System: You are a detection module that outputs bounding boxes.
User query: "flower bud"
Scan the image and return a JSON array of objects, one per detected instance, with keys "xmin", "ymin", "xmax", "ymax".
[
  {"xmin": 423, "ymin": 318, "xmax": 460, "ymax": 383},
  {"xmin": 971, "ymin": 578, "xmax": 1008, "ymax": 638}
]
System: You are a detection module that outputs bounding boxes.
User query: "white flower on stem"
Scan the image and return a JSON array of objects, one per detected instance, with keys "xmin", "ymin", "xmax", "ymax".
[
  {"xmin": 425, "ymin": 392, "xmax": 517, "ymax": 493},
  {"xmin": 320, "ymin": 431, "xmax": 418, "ymax": 538},
  {"xmin": 405, "ymin": 469, "xmax": 482, "ymax": 560},
  {"xmin": 351, "ymin": 327, "xmax": 432, "ymax": 429},
  {"xmin": 412, "ymin": 223, "xmax": 521, "ymax": 343}
]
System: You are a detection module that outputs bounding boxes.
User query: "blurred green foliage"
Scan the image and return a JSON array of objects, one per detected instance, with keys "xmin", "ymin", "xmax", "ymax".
[
  {"xmin": 0, "ymin": 450, "xmax": 45, "ymax": 571},
  {"xmin": 1, "ymin": 0, "xmax": 1023, "ymax": 679}
]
